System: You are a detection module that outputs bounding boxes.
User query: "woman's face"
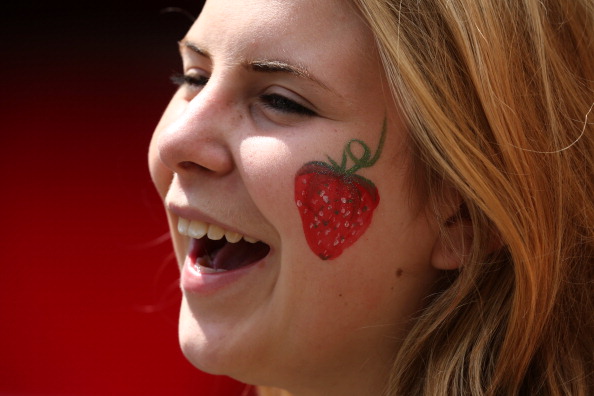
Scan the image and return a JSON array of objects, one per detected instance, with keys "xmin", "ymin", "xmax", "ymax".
[{"xmin": 149, "ymin": 0, "xmax": 443, "ymax": 393}]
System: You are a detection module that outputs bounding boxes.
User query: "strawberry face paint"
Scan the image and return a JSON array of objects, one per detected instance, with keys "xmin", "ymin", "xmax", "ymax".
[{"xmin": 295, "ymin": 120, "xmax": 387, "ymax": 259}]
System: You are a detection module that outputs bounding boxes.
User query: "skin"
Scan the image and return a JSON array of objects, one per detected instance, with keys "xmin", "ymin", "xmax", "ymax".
[{"xmin": 148, "ymin": 0, "xmax": 450, "ymax": 394}]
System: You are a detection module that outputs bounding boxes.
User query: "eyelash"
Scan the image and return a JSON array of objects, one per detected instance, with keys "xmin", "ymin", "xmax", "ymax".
[
  {"xmin": 260, "ymin": 94, "xmax": 316, "ymax": 116},
  {"xmin": 170, "ymin": 72, "xmax": 208, "ymax": 87},
  {"xmin": 170, "ymin": 72, "xmax": 317, "ymax": 117}
]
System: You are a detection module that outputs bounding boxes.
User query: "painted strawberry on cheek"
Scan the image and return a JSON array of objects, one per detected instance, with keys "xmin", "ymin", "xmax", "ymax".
[{"xmin": 295, "ymin": 120, "xmax": 386, "ymax": 260}]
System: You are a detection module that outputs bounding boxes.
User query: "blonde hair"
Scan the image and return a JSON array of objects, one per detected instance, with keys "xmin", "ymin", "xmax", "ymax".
[{"xmin": 349, "ymin": 0, "xmax": 594, "ymax": 395}]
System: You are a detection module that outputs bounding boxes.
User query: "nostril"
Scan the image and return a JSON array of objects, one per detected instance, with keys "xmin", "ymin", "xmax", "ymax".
[
  {"xmin": 178, "ymin": 161, "xmax": 209, "ymax": 172},
  {"xmin": 179, "ymin": 161, "xmax": 195, "ymax": 169}
]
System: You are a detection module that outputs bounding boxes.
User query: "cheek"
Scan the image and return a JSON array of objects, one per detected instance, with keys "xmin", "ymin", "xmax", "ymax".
[
  {"xmin": 238, "ymin": 136, "xmax": 293, "ymax": 179},
  {"xmin": 238, "ymin": 136, "xmax": 304, "ymax": 233}
]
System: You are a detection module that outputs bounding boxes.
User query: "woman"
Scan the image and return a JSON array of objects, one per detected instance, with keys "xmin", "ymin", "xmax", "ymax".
[{"xmin": 149, "ymin": 0, "xmax": 594, "ymax": 394}]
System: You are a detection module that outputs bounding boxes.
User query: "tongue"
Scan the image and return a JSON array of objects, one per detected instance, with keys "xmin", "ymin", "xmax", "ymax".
[{"xmin": 211, "ymin": 240, "xmax": 270, "ymax": 271}]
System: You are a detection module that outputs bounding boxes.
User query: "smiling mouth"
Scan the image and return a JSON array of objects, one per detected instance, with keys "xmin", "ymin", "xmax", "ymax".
[{"xmin": 178, "ymin": 218, "xmax": 271, "ymax": 273}]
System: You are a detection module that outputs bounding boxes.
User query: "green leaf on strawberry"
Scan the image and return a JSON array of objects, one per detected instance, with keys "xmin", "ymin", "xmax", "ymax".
[{"xmin": 294, "ymin": 119, "xmax": 387, "ymax": 260}]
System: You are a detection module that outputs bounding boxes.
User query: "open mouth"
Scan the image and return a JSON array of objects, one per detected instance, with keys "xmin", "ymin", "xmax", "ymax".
[{"xmin": 178, "ymin": 218, "xmax": 271, "ymax": 273}]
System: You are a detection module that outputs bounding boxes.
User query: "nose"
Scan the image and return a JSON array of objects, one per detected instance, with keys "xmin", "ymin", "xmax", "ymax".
[{"xmin": 157, "ymin": 83, "xmax": 236, "ymax": 177}]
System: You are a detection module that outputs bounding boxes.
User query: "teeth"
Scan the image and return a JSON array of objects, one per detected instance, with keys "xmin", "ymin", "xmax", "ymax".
[
  {"xmin": 188, "ymin": 220, "xmax": 208, "ymax": 239},
  {"xmin": 207, "ymin": 224, "xmax": 225, "ymax": 240},
  {"xmin": 177, "ymin": 217, "xmax": 260, "ymax": 244},
  {"xmin": 195, "ymin": 264, "xmax": 227, "ymax": 274},
  {"xmin": 178, "ymin": 217, "xmax": 189, "ymax": 235},
  {"xmin": 195, "ymin": 257, "xmax": 227, "ymax": 273},
  {"xmin": 225, "ymin": 231, "xmax": 242, "ymax": 243}
]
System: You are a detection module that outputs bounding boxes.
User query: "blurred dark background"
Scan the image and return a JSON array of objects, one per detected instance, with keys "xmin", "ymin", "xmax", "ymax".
[{"xmin": 1, "ymin": 2, "xmax": 252, "ymax": 395}]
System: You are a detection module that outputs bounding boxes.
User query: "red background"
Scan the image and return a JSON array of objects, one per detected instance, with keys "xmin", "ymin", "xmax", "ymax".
[{"xmin": 0, "ymin": 2, "xmax": 253, "ymax": 395}]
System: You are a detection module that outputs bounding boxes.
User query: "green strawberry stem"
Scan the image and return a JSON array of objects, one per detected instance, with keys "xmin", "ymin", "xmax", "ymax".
[{"xmin": 326, "ymin": 118, "xmax": 387, "ymax": 175}]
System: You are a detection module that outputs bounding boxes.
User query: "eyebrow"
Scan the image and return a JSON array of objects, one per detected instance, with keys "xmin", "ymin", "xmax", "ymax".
[
  {"xmin": 248, "ymin": 60, "xmax": 330, "ymax": 91},
  {"xmin": 180, "ymin": 40, "xmax": 332, "ymax": 92},
  {"xmin": 180, "ymin": 40, "xmax": 209, "ymax": 57}
]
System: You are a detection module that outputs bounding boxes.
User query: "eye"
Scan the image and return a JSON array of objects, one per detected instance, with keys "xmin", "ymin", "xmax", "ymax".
[
  {"xmin": 260, "ymin": 93, "xmax": 317, "ymax": 117},
  {"xmin": 170, "ymin": 72, "xmax": 209, "ymax": 89}
]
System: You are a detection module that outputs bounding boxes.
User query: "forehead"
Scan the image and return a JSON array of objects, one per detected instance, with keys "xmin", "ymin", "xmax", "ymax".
[{"xmin": 187, "ymin": 0, "xmax": 374, "ymax": 71}]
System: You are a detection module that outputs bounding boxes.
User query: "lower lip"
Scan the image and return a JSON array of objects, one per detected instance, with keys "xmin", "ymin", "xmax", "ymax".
[{"xmin": 180, "ymin": 252, "xmax": 265, "ymax": 295}]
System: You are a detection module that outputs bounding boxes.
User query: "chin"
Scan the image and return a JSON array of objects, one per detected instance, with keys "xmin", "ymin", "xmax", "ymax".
[
  {"xmin": 177, "ymin": 297, "xmax": 267, "ymax": 383},
  {"xmin": 177, "ymin": 299, "xmax": 230, "ymax": 375}
]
